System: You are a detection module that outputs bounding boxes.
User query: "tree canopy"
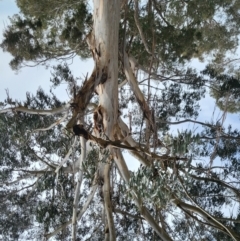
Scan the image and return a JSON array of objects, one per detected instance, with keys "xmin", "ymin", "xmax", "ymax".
[{"xmin": 1, "ymin": 1, "xmax": 240, "ymax": 240}]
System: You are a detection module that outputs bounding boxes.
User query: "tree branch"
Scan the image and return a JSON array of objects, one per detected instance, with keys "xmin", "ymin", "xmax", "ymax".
[
  {"xmin": 123, "ymin": 52, "xmax": 155, "ymax": 132},
  {"xmin": 152, "ymin": 0, "xmax": 171, "ymax": 26},
  {"xmin": 181, "ymin": 170, "xmax": 240, "ymax": 200},
  {"xmin": 72, "ymin": 136, "xmax": 86, "ymax": 241},
  {"xmin": 133, "ymin": 0, "xmax": 152, "ymax": 54},
  {"xmin": 155, "ymin": 117, "xmax": 217, "ymax": 129},
  {"xmin": 175, "ymin": 176, "xmax": 239, "ymax": 241},
  {"xmin": 45, "ymin": 172, "xmax": 98, "ymax": 240},
  {"xmin": 2, "ymin": 178, "xmax": 40, "ymax": 202},
  {"xmin": 55, "ymin": 137, "xmax": 77, "ymax": 173},
  {"xmin": 0, "ymin": 103, "xmax": 70, "ymax": 115},
  {"xmin": 114, "ymin": 208, "xmax": 144, "ymax": 220},
  {"xmin": 73, "ymin": 124, "xmax": 187, "ymax": 162},
  {"xmin": 72, "ymin": 137, "xmax": 86, "ymax": 241},
  {"xmin": 33, "ymin": 112, "xmax": 68, "ymax": 132},
  {"xmin": 102, "ymin": 159, "xmax": 116, "ymax": 240},
  {"xmin": 113, "ymin": 149, "xmax": 173, "ymax": 241}
]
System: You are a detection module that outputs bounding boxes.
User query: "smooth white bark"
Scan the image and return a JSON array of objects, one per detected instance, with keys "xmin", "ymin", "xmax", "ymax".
[
  {"xmin": 92, "ymin": 1, "xmax": 121, "ymax": 240},
  {"xmin": 93, "ymin": 0, "xmax": 120, "ymax": 137}
]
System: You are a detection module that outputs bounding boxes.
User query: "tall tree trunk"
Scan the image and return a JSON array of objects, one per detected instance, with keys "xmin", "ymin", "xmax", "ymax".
[
  {"xmin": 92, "ymin": 1, "xmax": 121, "ymax": 240},
  {"xmin": 92, "ymin": 0, "xmax": 120, "ymax": 135}
]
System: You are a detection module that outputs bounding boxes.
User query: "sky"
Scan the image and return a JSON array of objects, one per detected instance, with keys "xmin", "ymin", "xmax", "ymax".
[{"xmin": 0, "ymin": 0, "xmax": 239, "ymax": 172}]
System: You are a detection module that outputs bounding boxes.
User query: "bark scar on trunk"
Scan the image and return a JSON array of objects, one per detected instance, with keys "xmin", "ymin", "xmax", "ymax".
[
  {"xmin": 93, "ymin": 105, "xmax": 104, "ymax": 134},
  {"xmin": 100, "ymin": 66, "xmax": 108, "ymax": 84}
]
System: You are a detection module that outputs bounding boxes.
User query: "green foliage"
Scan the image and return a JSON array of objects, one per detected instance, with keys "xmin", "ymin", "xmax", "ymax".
[
  {"xmin": 83, "ymin": 147, "xmax": 98, "ymax": 181},
  {"xmin": 164, "ymin": 129, "xmax": 201, "ymax": 156},
  {"xmin": 202, "ymin": 66, "xmax": 240, "ymax": 113},
  {"xmin": 1, "ymin": 1, "xmax": 92, "ymax": 69},
  {"xmin": 121, "ymin": 0, "xmax": 240, "ymax": 69},
  {"xmin": 0, "ymin": 88, "xmax": 72, "ymax": 237},
  {"xmin": 2, "ymin": 0, "xmax": 240, "ymax": 69},
  {"xmin": 129, "ymin": 162, "xmax": 179, "ymax": 208}
]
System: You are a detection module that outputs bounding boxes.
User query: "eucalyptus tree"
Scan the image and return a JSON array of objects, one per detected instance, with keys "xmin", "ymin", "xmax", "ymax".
[
  {"xmin": 201, "ymin": 67, "xmax": 240, "ymax": 113},
  {"xmin": 1, "ymin": 0, "xmax": 240, "ymax": 240}
]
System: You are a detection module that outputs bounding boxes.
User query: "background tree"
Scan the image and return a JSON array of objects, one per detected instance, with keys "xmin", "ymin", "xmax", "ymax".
[
  {"xmin": 1, "ymin": 0, "xmax": 240, "ymax": 240},
  {"xmin": 202, "ymin": 66, "xmax": 240, "ymax": 113}
]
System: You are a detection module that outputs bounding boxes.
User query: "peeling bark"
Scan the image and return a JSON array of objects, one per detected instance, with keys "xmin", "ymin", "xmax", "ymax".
[
  {"xmin": 92, "ymin": 1, "xmax": 120, "ymax": 138},
  {"xmin": 66, "ymin": 69, "xmax": 97, "ymax": 129}
]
